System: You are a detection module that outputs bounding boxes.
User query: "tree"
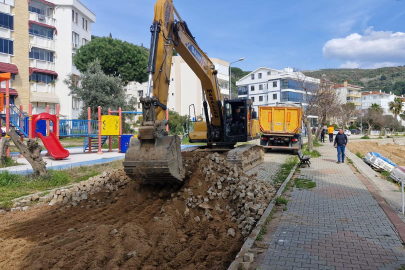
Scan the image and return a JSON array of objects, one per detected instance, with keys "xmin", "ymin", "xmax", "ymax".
[
  {"xmin": 73, "ymin": 37, "xmax": 149, "ymax": 83},
  {"xmin": 64, "ymin": 60, "xmax": 136, "ymax": 129},
  {"xmin": 363, "ymin": 103, "xmax": 384, "ymax": 135},
  {"xmin": 380, "ymin": 75, "xmax": 387, "ymax": 81},
  {"xmin": 389, "ymin": 97, "xmax": 403, "ymax": 119},
  {"xmin": 338, "ymin": 103, "xmax": 359, "ymax": 128},
  {"xmin": 230, "ymin": 67, "xmax": 251, "ymax": 98},
  {"xmin": 168, "ymin": 110, "xmax": 188, "ymax": 135},
  {"xmin": 393, "ymin": 81, "xmax": 405, "ymax": 96}
]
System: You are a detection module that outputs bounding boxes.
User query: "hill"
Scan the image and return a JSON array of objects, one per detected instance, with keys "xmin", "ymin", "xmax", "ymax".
[{"xmin": 303, "ymin": 66, "xmax": 405, "ymax": 96}]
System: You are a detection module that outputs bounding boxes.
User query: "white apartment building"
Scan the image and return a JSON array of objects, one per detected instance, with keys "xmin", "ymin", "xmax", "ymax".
[
  {"xmin": 0, "ymin": 0, "xmax": 95, "ymax": 119},
  {"xmin": 236, "ymin": 67, "xmax": 320, "ymax": 125},
  {"xmin": 167, "ymin": 56, "xmax": 229, "ymax": 116},
  {"xmin": 362, "ymin": 91, "xmax": 405, "ymax": 126},
  {"xmin": 333, "ymin": 81, "xmax": 363, "ymax": 110},
  {"xmin": 52, "ymin": 0, "xmax": 95, "ymax": 119}
]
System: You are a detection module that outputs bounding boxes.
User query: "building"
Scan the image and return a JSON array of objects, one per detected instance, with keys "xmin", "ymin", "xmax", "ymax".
[
  {"xmin": 236, "ymin": 67, "xmax": 320, "ymax": 126},
  {"xmin": 166, "ymin": 56, "xmax": 229, "ymax": 116},
  {"xmin": 0, "ymin": 0, "xmax": 95, "ymax": 118},
  {"xmin": 361, "ymin": 91, "xmax": 396, "ymax": 114},
  {"xmin": 333, "ymin": 81, "xmax": 363, "ymax": 109}
]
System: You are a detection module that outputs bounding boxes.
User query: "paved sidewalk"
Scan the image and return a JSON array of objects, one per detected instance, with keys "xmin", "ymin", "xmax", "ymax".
[{"xmin": 259, "ymin": 144, "xmax": 405, "ymax": 270}]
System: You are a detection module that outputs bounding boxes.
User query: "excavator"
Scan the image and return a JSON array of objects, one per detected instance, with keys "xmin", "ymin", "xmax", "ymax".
[{"xmin": 123, "ymin": 0, "xmax": 264, "ymax": 184}]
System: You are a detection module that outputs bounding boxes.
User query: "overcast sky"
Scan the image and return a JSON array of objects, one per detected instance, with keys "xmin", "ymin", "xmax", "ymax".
[{"xmin": 79, "ymin": 0, "xmax": 405, "ymax": 71}]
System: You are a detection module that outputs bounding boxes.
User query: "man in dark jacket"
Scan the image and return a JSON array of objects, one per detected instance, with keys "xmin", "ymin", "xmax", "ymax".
[
  {"xmin": 334, "ymin": 128, "xmax": 348, "ymax": 163},
  {"xmin": 321, "ymin": 128, "xmax": 326, "ymax": 143}
]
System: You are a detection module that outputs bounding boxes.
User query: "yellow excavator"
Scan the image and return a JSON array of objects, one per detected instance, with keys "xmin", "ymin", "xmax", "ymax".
[{"xmin": 123, "ymin": 0, "xmax": 264, "ymax": 184}]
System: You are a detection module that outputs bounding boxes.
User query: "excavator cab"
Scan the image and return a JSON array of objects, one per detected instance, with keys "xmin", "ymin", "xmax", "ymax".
[{"xmin": 224, "ymin": 98, "xmax": 252, "ymax": 143}]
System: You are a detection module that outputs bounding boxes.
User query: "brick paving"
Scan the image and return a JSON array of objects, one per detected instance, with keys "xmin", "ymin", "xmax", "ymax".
[
  {"xmin": 259, "ymin": 144, "xmax": 405, "ymax": 270},
  {"xmin": 247, "ymin": 151, "xmax": 290, "ymax": 183}
]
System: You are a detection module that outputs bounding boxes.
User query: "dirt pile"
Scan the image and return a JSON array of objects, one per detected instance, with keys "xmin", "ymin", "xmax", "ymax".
[
  {"xmin": 348, "ymin": 141, "xmax": 405, "ymax": 166},
  {"xmin": 0, "ymin": 152, "xmax": 276, "ymax": 270}
]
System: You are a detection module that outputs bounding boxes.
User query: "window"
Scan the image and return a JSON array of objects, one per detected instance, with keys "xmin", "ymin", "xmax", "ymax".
[
  {"xmin": 251, "ymin": 74, "xmax": 254, "ymax": 80},
  {"xmin": 273, "ymin": 81, "xmax": 277, "ymax": 87},
  {"xmin": 29, "ymin": 24, "xmax": 54, "ymax": 39},
  {"xmin": 258, "ymin": 73, "xmax": 262, "ymax": 79},
  {"xmin": 138, "ymin": 90, "xmax": 143, "ymax": 97},
  {"xmin": 72, "ymin": 32, "xmax": 79, "ymax": 47},
  {"xmin": 29, "ymin": 72, "xmax": 56, "ymax": 84},
  {"xmin": 267, "ymin": 71, "xmax": 271, "ymax": 75},
  {"xmin": 251, "ymin": 97, "xmax": 255, "ymax": 102},
  {"xmin": 29, "ymin": 47, "xmax": 54, "ymax": 62},
  {"xmin": 72, "ymin": 10, "xmax": 75, "ymax": 22},
  {"xmin": 0, "ymin": 12, "xmax": 13, "ymax": 30},
  {"xmin": 82, "ymin": 38, "xmax": 89, "ymax": 45},
  {"xmin": 0, "ymin": 38, "xmax": 13, "ymax": 55},
  {"xmin": 29, "ymin": 6, "xmax": 45, "ymax": 15},
  {"xmin": 281, "ymin": 91, "xmax": 306, "ymax": 103},
  {"xmin": 72, "ymin": 74, "xmax": 79, "ymax": 87},
  {"xmin": 238, "ymin": 86, "xmax": 248, "ymax": 95},
  {"xmin": 72, "ymin": 11, "xmax": 78, "ymax": 24},
  {"xmin": 273, "ymin": 94, "xmax": 277, "ymax": 100},
  {"xmin": 76, "ymin": 12, "xmax": 78, "ymax": 24},
  {"xmin": 259, "ymin": 84, "xmax": 263, "ymax": 90},
  {"xmin": 250, "ymin": 85, "xmax": 254, "ymax": 91},
  {"xmin": 72, "ymin": 97, "xmax": 80, "ymax": 109},
  {"xmin": 259, "ymin": 96, "xmax": 263, "ymax": 102},
  {"xmin": 84, "ymin": 19, "xmax": 88, "ymax": 31}
]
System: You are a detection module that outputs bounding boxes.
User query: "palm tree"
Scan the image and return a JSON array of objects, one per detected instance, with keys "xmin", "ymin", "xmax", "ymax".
[{"xmin": 389, "ymin": 98, "xmax": 403, "ymax": 119}]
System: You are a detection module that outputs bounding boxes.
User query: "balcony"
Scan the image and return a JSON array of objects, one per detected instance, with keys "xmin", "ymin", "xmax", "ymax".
[
  {"xmin": 0, "ymin": 27, "xmax": 11, "ymax": 40},
  {"xmin": 0, "ymin": 1, "xmax": 14, "ymax": 13},
  {"xmin": 29, "ymin": 35, "xmax": 55, "ymax": 51},
  {"xmin": 220, "ymin": 88, "xmax": 229, "ymax": 96},
  {"xmin": 29, "ymin": 59, "xmax": 55, "ymax": 71},
  {"xmin": 0, "ymin": 53, "xmax": 11, "ymax": 63},
  {"xmin": 30, "ymin": 81, "xmax": 55, "ymax": 93},
  {"xmin": 29, "ymin": 12, "xmax": 55, "ymax": 27},
  {"xmin": 347, "ymin": 93, "xmax": 361, "ymax": 98}
]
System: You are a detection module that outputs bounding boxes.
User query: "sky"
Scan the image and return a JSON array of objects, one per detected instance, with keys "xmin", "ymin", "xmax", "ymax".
[{"xmin": 79, "ymin": 0, "xmax": 405, "ymax": 72}]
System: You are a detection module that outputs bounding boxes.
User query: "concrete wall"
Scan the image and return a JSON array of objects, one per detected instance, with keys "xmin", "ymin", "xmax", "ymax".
[{"xmin": 11, "ymin": 0, "xmax": 30, "ymax": 109}]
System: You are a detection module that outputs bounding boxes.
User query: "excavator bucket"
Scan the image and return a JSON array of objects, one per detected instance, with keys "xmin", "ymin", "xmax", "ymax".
[{"xmin": 123, "ymin": 135, "xmax": 183, "ymax": 184}]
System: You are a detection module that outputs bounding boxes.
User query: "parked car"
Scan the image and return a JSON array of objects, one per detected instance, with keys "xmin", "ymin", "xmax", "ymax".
[
  {"xmin": 333, "ymin": 129, "xmax": 351, "ymax": 136},
  {"xmin": 350, "ymin": 129, "xmax": 360, "ymax": 135}
]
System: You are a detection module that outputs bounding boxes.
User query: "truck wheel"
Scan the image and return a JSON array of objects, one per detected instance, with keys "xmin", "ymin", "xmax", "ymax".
[
  {"xmin": 293, "ymin": 149, "xmax": 298, "ymax": 155},
  {"xmin": 265, "ymin": 148, "xmax": 271, "ymax": 153}
]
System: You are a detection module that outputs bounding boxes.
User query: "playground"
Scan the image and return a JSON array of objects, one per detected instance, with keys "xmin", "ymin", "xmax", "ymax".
[{"xmin": 0, "ymin": 72, "xmax": 140, "ymax": 173}]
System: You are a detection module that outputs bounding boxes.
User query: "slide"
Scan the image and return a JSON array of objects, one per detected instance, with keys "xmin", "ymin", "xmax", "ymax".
[{"xmin": 37, "ymin": 132, "xmax": 70, "ymax": 160}]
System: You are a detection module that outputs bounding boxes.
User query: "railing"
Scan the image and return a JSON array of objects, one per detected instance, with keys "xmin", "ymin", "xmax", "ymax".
[
  {"xmin": 59, "ymin": 119, "xmax": 98, "ymax": 137},
  {"xmin": 8, "ymin": 103, "xmax": 28, "ymax": 137}
]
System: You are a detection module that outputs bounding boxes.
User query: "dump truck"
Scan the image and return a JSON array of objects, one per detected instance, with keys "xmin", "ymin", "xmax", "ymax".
[{"xmin": 259, "ymin": 104, "xmax": 303, "ymax": 154}]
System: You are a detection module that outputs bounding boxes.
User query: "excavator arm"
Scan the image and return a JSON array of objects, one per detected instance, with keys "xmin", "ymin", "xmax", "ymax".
[{"xmin": 123, "ymin": 0, "xmax": 263, "ymax": 184}]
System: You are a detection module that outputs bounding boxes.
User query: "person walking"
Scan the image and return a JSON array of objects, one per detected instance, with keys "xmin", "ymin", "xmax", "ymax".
[
  {"xmin": 327, "ymin": 125, "xmax": 334, "ymax": 142},
  {"xmin": 321, "ymin": 127, "xmax": 326, "ymax": 143},
  {"xmin": 334, "ymin": 128, "xmax": 348, "ymax": 163}
]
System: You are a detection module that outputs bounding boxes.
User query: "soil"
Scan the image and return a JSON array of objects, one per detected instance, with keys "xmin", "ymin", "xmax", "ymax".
[
  {"xmin": 0, "ymin": 152, "xmax": 273, "ymax": 270},
  {"xmin": 348, "ymin": 141, "xmax": 405, "ymax": 166}
]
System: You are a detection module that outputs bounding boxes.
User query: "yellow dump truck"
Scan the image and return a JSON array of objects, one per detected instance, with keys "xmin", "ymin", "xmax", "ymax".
[{"xmin": 259, "ymin": 105, "xmax": 303, "ymax": 154}]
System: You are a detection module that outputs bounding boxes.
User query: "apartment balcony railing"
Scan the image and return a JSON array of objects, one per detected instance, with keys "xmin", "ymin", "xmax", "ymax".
[
  {"xmin": 0, "ymin": 53, "xmax": 11, "ymax": 63},
  {"xmin": 30, "ymin": 82, "xmax": 55, "ymax": 93},
  {"xmin": 220, "ymin": 88, "xmax": 229, "ymax": 96},
  {"xmin": 29, "ymin": 12, "xmax": 55, "ymax": 27},
  {"xmin": 29, "ymin": 35, "xmax": 55, "ymax": 51},
  {"xmin": 347, "ymin": 93, "xmax": 361, "ymax": 98},
  {"xmin": 238, "ymin": 89, "xmax": 248, "ymax": 96},
  {"xmin": 29, "ymin": 59, "xmax": 55, "ymax": 71}
]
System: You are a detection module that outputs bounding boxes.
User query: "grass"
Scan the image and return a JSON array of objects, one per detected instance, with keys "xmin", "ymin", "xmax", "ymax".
[
  {"xmin": 356, "ymin": 152, "xmax": 364, "ymax": 159},
  {"xmin": 181, "ymin": 135, "xmax": 204, "ymax": 145},
  {"xmin": 275, "ymin": 196, "xmax": 288, "ymax": 205},
  {"xmin": 313, "ymin": 139, "xmax": 323, "ymax": 147},
  {"xmin": 303, "ymin": 149, "xmax": 321, "ymax": 158},
  {"xmin": 0, "ymin": 157, "xmax": 22, "ymax": 168},
  {"xmin": 0, "ymin": 160, "xmax": 123, "ymax": 209},
  {"xmin": 272, "ymin": 156, "xmax": 298, "ymax": 185},
  {"xmin": 283, "ymin": 206, "xmax": 288, "ymax": 211},
  {"xmin": 102, "ymin": 137, "xmax": 119, "ymax": 149},
  {"xmin": 256, "ymin": 227, "xmax": 266, "ymax": 241},
  {"xmin": 377, "ymin": 136, "xmax": 383, "ymax": 139},
  {"xmin": 294, "ymin": 178, "xmax": 316, "ymax": 189},
  {"xmin": 361, "ymin": 135, "xmax": 370, "ymax": 139}
]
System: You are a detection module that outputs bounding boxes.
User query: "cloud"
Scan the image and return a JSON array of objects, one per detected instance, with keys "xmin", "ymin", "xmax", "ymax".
[{"xmin": 323, "ymin": 27, "xmax": 405, "ymax": 68}]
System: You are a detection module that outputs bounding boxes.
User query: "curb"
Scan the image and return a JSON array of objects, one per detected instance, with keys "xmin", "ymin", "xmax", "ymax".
[{"xmin": 227, "ymin": 163, "xmax": 298, "ymax": 270}]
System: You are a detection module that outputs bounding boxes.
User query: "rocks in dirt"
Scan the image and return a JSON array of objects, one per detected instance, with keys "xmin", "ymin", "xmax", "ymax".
[
  {"xmin": 22, "ymin": 206, "xmax": 29, "ymax": 211},
  {"xmin": 194, "ymin": 216, "xmax": 200, "ymax": 223},
  {"xmin": 10, "ymin": 169, "xmax": 131, "ymax": 210},
  {"xmin": 239, "ymin": 262, "xmax": 252, "ymax": 270},
  {"xmin": 227, "ymin": 228, "xmax": 236, "ymax": 238},
  {"xmin": 110, "ymin": 229, "xmax": 118, "ymax": 235},
  {"xmin": 67, "ymin": 228, "xmax": 75, "ymax": 233},
  {"xmin": 126, "ymin": 251, "xmax": 137, "ymax": 259},
  {"xmin": 243, "ymin": 253, "xmax": 254, "ymax": 262}
]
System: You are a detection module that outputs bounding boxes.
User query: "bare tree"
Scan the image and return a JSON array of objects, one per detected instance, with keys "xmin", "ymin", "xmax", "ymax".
[
  {"xmin": 338, "ymin": 102, "xmax": 359, "ymax": 128},
  {"xmin": 363, "ymin": 104, "xmax": 384, "ymax": 135},
  {"xmin": 295, "ymin": 73, "xmax": 339, "ymax": 151}
]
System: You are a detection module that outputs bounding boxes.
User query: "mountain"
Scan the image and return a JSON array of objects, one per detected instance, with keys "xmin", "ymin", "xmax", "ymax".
[{"xmin": 303, "ymin": 66, "xmax": 405, "ymax": 96}]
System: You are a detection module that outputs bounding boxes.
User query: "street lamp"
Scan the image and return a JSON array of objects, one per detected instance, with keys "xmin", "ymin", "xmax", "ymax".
[{"xmin": 229, "ymin": 57, "xmax": 244, "ymax": 99}]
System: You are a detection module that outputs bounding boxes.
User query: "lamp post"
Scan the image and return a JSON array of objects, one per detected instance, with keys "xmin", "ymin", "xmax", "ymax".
[{"xmin": 229, "ymin": 57, "xmax": 244, "ymax": 99}]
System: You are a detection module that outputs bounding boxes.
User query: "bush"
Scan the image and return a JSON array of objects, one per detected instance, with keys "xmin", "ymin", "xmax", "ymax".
[
  {"xmin": 275, "ymin": 196, "xmax": 288, "ymax": 205},
  {"xmin": 356, "ymin": 152, "xmax": 364, "ymax": 159}
]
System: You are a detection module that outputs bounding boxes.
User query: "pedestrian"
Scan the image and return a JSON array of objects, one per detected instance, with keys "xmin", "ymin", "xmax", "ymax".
[
  {"xmin": 328, "ymin": 124, "xmax": 334, "ymax": 142},
  {"xmin": 251, "ymin": 108, "xmax": 257, "ymax": 119},
  {"xmin": 334, "ymin": 128, "xmax": 348, "ymax": 164},
  {"xmin": 321, "ymin": 127, "xmax": 326, "ymax": 143}
]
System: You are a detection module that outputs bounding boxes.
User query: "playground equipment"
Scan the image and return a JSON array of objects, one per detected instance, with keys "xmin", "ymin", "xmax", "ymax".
[{"xmin": 0, "ymin": 71, "xmax": 141, "ymax": 158}]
